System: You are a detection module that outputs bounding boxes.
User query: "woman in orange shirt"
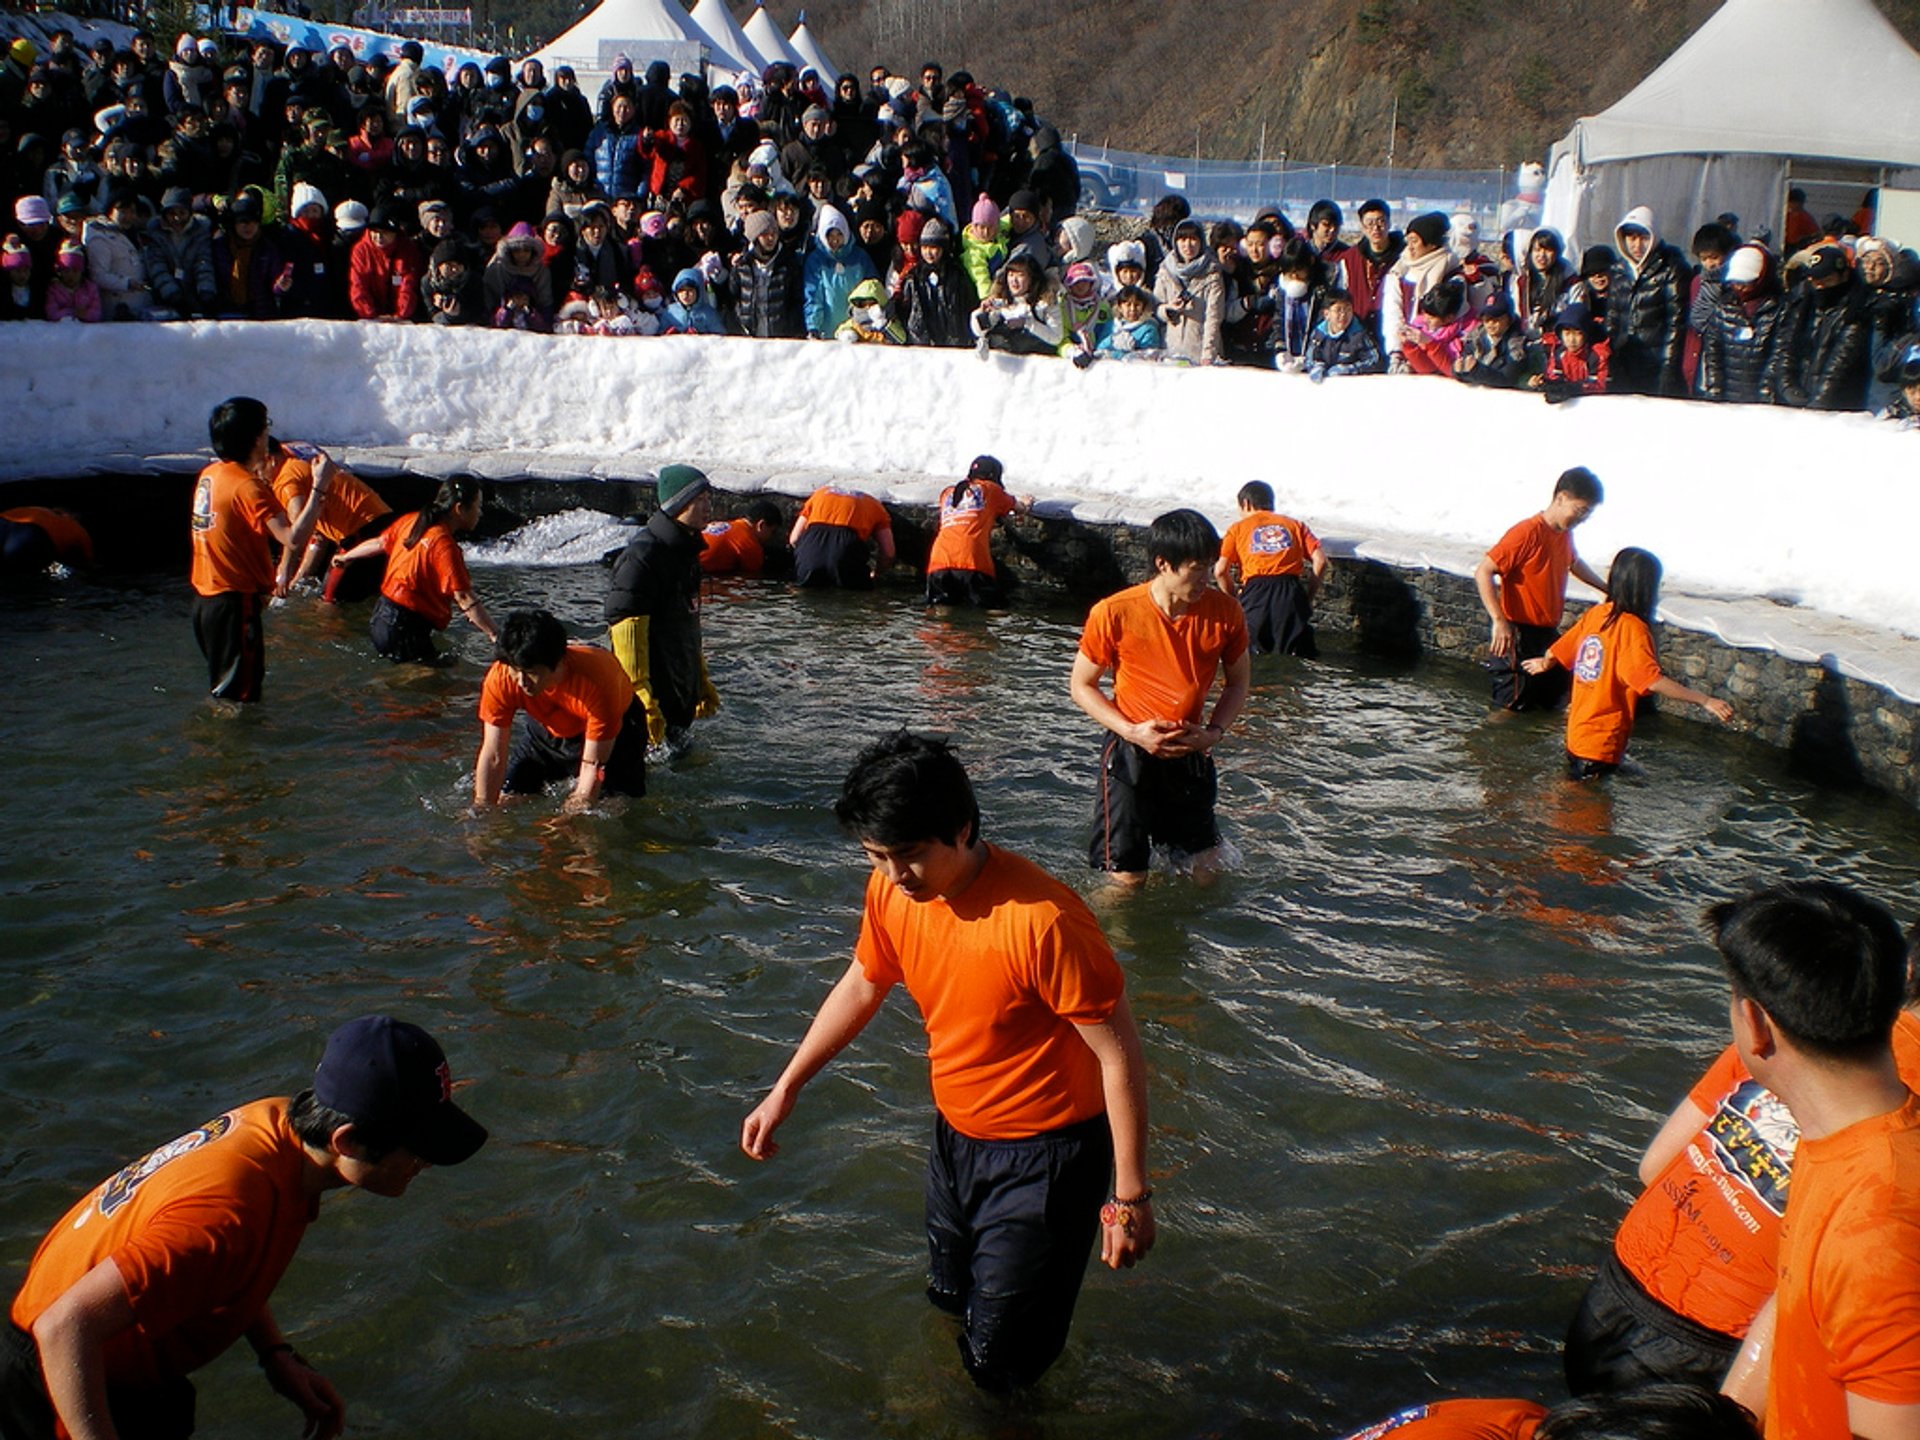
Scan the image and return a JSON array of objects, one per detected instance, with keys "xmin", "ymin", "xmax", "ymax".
[
  {"xmin": 1522, "ymin": 548, "xmax": 1733, "ymax": 779},
  {"xmin": 925, "ymin": 455, "xmax": 1032, "ymax": 608},
  {"xmin": 332, "ymin": 478, "xmax": 496, "ymax": 665}
]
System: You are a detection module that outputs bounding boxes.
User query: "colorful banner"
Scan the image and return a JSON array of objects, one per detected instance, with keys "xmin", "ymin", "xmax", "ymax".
[{"xmin": 227, "ymin": 7, "xmax": 494, "ymax": 72}]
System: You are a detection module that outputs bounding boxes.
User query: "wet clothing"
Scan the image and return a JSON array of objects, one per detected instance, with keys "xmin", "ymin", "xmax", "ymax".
[
  {"xmin": 0, "ymin": 508, "xmax": 92, "ymax": 569},
  {"xmin": 925, "ymin": 479, "xmax": 1016, "ymax": 605},
  {"xmin": 604, "ymin": 509, "xmax": 706, "ymax": 736},
  {"xmin": 1547, "ymin": 604, "xmax": 1662, "ymax": 767},
  {"xmin": 1565, "ymin": 1248, "xmax": 1742, "ymax": 1396},
  {"xmin": 1220, "ymin": 511, "xmax": 1321, "ymax": 658},
  {"xmin": 1483, "ymin": 514, "xmax": 1581, "ymax": 711},
  {"xmin": 189, "ymin": 460, "xmax": 281, "ymax": 702},
  {"xmin": 368, "ymin": 513, "xmax": 474, "ymax": 663},
  {"xmin": 1335, "ymin": 1398, "xmax": 1547, "ymax": 1440},
  {"xmin": 696, "ymin": 518, "xmax": 767, "ymax": 576},
  {"xmin": 479, "ymin": 646, "xmax": 646, "ymax": 798},
  {"xmin": 1089, "ymin": 736, "xmax": 1218, "ymax": 874},
  {"xmin": 794, "ymin": 487, "xmax": 889, "ymax": 589}
]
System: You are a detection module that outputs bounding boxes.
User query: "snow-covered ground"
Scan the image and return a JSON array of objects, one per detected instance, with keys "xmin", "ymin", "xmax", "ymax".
[{"xmin": 3, "ymin": 319, "xmax": 1918, "ymax": 693}]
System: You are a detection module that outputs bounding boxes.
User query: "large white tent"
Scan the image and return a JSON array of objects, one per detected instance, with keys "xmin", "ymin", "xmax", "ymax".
[
  {"xmin": 788, "ymin": 13, "xmax": 840, "ymax": 82},
  {"xmin": 742, "ymin": 3, "xmax": 806, "ymax": 72},
  {"xmin": 526, "ymin": 0, "xmax": 731, "ymax": 86},
  {"xmin": 689, "ymin": 0, "xmax": 768, "ymax": 76},
  {"xmin": 1540, "ymin": 0, "xmax": 1920, "ymax": 252}
]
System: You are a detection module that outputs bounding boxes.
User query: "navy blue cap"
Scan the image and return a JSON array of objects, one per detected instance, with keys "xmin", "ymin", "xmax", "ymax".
[{"xmin": 313, "ymin": 1016, "xmax": 486, "ymax": 1166}]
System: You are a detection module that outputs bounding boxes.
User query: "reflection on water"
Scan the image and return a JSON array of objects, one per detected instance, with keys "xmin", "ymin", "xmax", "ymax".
[{"xmin": 3, "ymin": 564, "xmax": 1919, "ymax": 1439}]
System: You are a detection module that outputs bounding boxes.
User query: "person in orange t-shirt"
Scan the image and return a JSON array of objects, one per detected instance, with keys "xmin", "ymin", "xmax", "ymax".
[
  {"xmin": 925, "ymin": 454, "xmax": 1031, "ymax": 608},
  {"xmin": 789, "ymin": 484, "xmax": 895, "ymax": 589},
  {"xmin": 187, "ymin": 397, "xmax": 330, "ymax": 703},
  {"xmin": 1472, "ymin": 467, "xmax": 1606, "ymax": 711},
  {"xmin": 1523, "ymin": 547, "xmax": 1732, "ymax": 780},
  {"xmin": 742, "ymin": 733, "xmax": 1152, "ymax": 1392},
  {"xmin": 697, "ymin": 501, "xmax": 784, "ymax": 576},
  {"xmin": 472, "ymin": 608, "xmax": 646, "ymax": 810},
  {"xmin": 332, "ymin": 478, "xmax": 495, "ymax": 665},
  {"xmin": 1213, "ymin": 479, "xmax": 1327, "ymax": 657},
  {"xmin": 265, "ymin": 440, "xmax": 393, "ymax": 601},
  {"xmin": 1071, "ymin": 508, "xmax": 1250, "ymax": 883},
  {"xmin": 1, "ymin": 1016, "xmax": 484, "ymax": 1440},
  {"xmin": 1337, "ymin": 1386, "xmax": 1755, "ymax": 1440},
  {"xmin": 1707, "ymin": 882, "xmax": 1920, "ymax": 1440}
]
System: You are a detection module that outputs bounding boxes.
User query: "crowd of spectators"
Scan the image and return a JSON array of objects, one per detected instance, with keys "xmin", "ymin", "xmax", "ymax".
[{"xmin": 4, "ymin": 26, "xmax": 1919, "ymax": 421}]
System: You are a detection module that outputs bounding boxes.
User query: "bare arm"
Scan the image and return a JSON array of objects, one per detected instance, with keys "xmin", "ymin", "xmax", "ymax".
[
  {"xmin": 453, "ymin": 590, "xmax": 497, "ymax": 642},
  {"xmin": 32, "ymin": 1257, "xmax": 135, "ymax": 1440},
  {"xmin": 1571, "ymin": 553, "xmax": 1607, "ymax": 594},
  {"xmin": 332, "ymin": 532, "xmax": 385, "ymax": 566},
  {"xmin": 1211, "ymin": 555, "xmax": 1237, "ymax": 597},
  {"xmin": 1721, "ymin": 1292, "xmax": 1773, "ymax": 1419},
  {"xmin": 561, "ymin": 733, "xmax": 614, "ymax": 813},
  {"xmin": 1638, "ymin": 1097, "xmax": 1710, "ymax": 1187},
  {"xmin": 473, "ymin": 722, "xmax": 509, "ymax": 806},
  {"xmin": 1069, "ymin": 651, "xmax": 1188, "ymax": 757},
  {"xmin": 1307, "ymin": 546, "xmax": 1328, "ymax": 597},
  {"xmin": 274, "ymin": 456, "xmax": 336, "ymax": 589},
  {"xmin": 1075, "ymin": 993, "xmax": 1155, "ymax": 1269},
  {"xmin": 872, "ymin": 525, "xmax": 895, "ymax": 570},
  {"xmin": 246, "ymin": 1308, "xmax": 345, "ymax": 1440},
  {"xmin": 788, "ymin": 514, "xmax": 810, "ymax": 547},
  {"xmin": 1848, "ymin": 1394, "xmax": 1920, "ymax": 1440},
  {"xmin": 1472, "ymin": 553, "xmax": 1517, "ymax": 659},
  {"xmin": 741, "ymin": 959, "xmax": 892, "ymax": 1159},
  {"xmin": 1649, "ymin": 674, "xmax": 1734, "ymax": 724}
]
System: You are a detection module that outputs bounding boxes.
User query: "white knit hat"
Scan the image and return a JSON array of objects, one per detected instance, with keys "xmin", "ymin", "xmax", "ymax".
[
  {"xmin": 291, "ymin": 183, "xmax": 328, "ymax": 218},
  {"xmin": 334, "ymin": 199, "xmax": 369, "ymax": 232}
]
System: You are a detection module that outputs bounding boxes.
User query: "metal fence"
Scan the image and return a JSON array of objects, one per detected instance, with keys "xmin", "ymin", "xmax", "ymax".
[{"xmin": 1065, "ymin": 140, "xmax": 1516, "ymax": 232}]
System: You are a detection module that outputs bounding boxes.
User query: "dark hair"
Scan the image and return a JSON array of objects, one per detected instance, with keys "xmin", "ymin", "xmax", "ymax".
[
  {"xmin": 834, "ymin": 730, "xmax": 980, "ymax": 848},
  {"xmin": 1553, "ymin": 466, "xmax": 1604, "ymax": 505},
  {"xmin": 1307, "ymin": 198, "xmax": 1343, "ymax": 232},
  {"xmin": 1418, "ymin": 275, "xmax": 1466, "ymax": 319},
  {"xmin": 1148, "ymin": 195, "xmax": 1190, "ymax": 231},
  {"xmin": 1208, "ymin": 219, "xmax": 1242, "ymax": 249},
  {"xmin": 1538, "ymin": 1383, "xmax": 1760, "ymax": 1440},
  {"xmin": 1358, "ymin": 197, "xmax": 1389, "ymax": 220},
  {"xmin": 1237, "ymin": 481, "xmax": 1275, "ymax": 510},
  {"xmin": 1709, "ymin": 881, "xmax": 1907, "ymax": 1064},
  {"xmin": 1530, "ymin": 227, "xmax": 1565, "ymax": 263},
  {"xmin": 407, "ymin": 476, "xmax": 482, "ymax": 548},
  {"xmin": 208, "ymin": 396, "xmax": 269, "ymax": 462},
  {"xmin": 953, "ymin": 453, "xmax": 1004, "ymax": 510},
  {"xmin": 1580, "ymin": 244, "xmax": 1617, "ymax": 279},
  {"xmin": 1693, "ymin": 222, "xmax": 1737, "ymax": 258},
  {"xmin": 1146, "ymin": 508, "xmax": 1220, "ymax": 570},
  {"xmin": 1601, "ymin": 547, "xmax": 1661, "ymax": 630},
  {"xmin": 288, "ymin": 1087, "xmax": 398, "ymax": 1160},
  {"xmin": 495, "ymin": 608, "xmax": 567, "ymax": 669},
  {"xmin": 745, "ymin": 500, "xmax": 782, "ymax": 526}
]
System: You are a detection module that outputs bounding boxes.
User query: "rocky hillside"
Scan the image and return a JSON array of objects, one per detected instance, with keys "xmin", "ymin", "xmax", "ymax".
[{"xmin": 780, "ymin": 0, "xmax": 1920, "ymax": 170}]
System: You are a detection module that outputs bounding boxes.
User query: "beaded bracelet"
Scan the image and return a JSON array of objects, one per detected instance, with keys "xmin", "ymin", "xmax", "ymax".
[{"xmin": 1099, "ymin": 1188, "xmax": 1154, "ymax": 1231}]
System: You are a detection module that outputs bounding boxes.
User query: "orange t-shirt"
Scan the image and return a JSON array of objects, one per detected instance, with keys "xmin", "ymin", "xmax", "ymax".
[
  {"xmin": 697, "ymin": 518, "xmax": 767, "ymax": 575},
  {"xmin": 9, "ymin": 1098, "xmax": 315, "ymax": 1388},
  {"xmin": 855, "ymin": 844, "xmax": 1123, "ymax": 1142},
  {"xmin": 379, "ymin": 514, "xmax": 471, "ymax": 629},
  {"xmin": 1767, "ymin": 1096, "xmax": 1920, "ymax": 1440},
  {"xmin": 188, "ymin": 461, "xmax": 281, "ymax": 597},
  {"xmin": 478, "ymin": 645, "xmax": 630, "ymax": 741},
  {"xmin": 268, "ymin": 452, "xmax": 390, "ymax": 545},
  {"xmin": 926, "ymin": 479, "xmax": 1017, "ymax": 577},
  {"xmin": 1616, "ymin": 1015, "xmax": 1920, "ymax": 1341},
  {"xmin": 1079, "ymin": 582, "xmax": 1249, "ymax": 727},
  {"xmin": 1485, "ymin": 515, "xmax": 1575, "ymax": 629},
  {"xmin": 1219, "ymin": 510, "xmax": 1319, "ymax": 581},
  {"xmin": 1337, "ymin": 1399, "xmax": 1547, "ymax": 1440},
  {"xmin": 799, "ymin": 487, "xmax": 889, "ymax": 539},
  {"xmin": 1, "ymin": 507, "xmax": 94, "ymax": 564},
  {"xmin": 1547, "ymin": 604, "xmax": 1662, "ymax": 764}
]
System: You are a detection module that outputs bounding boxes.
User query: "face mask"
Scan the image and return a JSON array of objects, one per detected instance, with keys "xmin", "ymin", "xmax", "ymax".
[{"xmin": 1279, "ymin": 277, "xmax": 1309, "ymax": 300}]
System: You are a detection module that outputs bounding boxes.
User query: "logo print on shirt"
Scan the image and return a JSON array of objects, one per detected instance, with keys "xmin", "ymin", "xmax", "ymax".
[
  {"xmin": 93, "ymin": 1113, "xmax": 235, "ymax": 1221},
  {"xmin": 702, "ymin": 521, "xmax": 731, "ymax": 537},
  {"xmin": 1340, "ymin": 1405, "xmax": 1433, "ymax": 1440},
  {"xmin": 1574, "ymin": 634, "xmax": 1605, "ymax": 683},
  {"xmin": 1704, "ymin": 1080, "xmax": 1797, "ymax": 1218},
  {"xmin": 191, "ymin": 477, "xmax": 216, "ymax": 533},
  {"xmin": 1249, "ymin": 524, "xmax": 1295, "ymax": 556}
]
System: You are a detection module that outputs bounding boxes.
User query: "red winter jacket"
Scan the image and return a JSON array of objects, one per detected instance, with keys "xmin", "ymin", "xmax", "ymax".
[{"xmin": 348, "ymin": 232, "xmax": 423, "ymax": 319}]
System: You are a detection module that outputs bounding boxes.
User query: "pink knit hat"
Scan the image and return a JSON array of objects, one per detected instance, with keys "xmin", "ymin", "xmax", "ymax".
[{"xmin": 971, "ymin": 195, "xmax": 1000, "ymax": 230}]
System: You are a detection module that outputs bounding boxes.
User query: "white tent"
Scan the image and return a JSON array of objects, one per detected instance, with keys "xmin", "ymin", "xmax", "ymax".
[
  {"xmin": 526, "ymin": 0, "xmax": 729, "ymax": 86},
  {"xmin": 742, "ymin": 3, "xmax": 806, "ymax": 72},
  {"xmin": 788, "ymin": 13, "xmax": 840, "ymax": 83},
  {"xmin": 1541, "ymin": 0, "xmax": 1920, "ymax": 253},
  {"xmin": 689, "ymin": 0, "xmax": 768, "ymax": 76}
]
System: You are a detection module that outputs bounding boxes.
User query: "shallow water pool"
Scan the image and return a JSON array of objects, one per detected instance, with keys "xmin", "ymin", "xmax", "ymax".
[{"xmin": 2, "ymin": 545, "xmax": 1917, "ymax": 1440}]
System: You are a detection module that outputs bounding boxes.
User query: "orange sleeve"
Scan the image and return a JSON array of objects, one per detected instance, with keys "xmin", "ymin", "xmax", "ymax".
[
  {"xmin": 112, "ymin": 1186, "xmax": 268, "ymax": 1339},
  {"xmin": 1688, "ymin": 1046, "xmax": 1747, "ymax": 1112},
  {"xmin": 478, "ymin": 663, "xmax": 520, "ymax": 728},
  {"xmin": 855, "ymin": 872, "xmax": 902, "ymax": 987},
  {"xmin": 268, "ymin": 457, "xmax": 312, "ymax": 514},
  {"xmin": 1485, "ymin": 519, "xmax": 1529, "ymax": 578},
  {"xmin": 1219, "ymin": 517, "xmax": 1245, "ymax": 568},
  {"xmin": 1613, "ymin": 617, "xmax": 1663, "ymax": 696},
  {"xmin": 1546, "ymin": 614, "xmax": 1586, "ymax": 669},
  {"xmin": 430, "ymin": 533, "xmax": 469, "ymax": 597},
  {"xmin": 1024, "ymin": 902, "xmax": 1121, "ymax": 1026},
  {"xmin": 1813, "ymin": 1209, "xmax": 1920, "ymax": 1403},
  {"xmin": 1077, "ymin": 597, "xmax": 1117, "ymax": 670},
  {"xmin": 1300, "ymin": 522, "xmax": 1322, "ymax": 556}
]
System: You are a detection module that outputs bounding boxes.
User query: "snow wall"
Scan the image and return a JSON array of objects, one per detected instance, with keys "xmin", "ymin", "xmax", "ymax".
[{"xmin": 1, "ymin": 320, "xmax": 1916, "ymax": 639}]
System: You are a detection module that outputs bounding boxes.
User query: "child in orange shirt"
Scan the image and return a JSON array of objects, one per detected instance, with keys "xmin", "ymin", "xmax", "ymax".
[
  {"xmin": 1213, "ymin": 480, "xmax": 1327, "ymax": 657},
  {"xmin": 1522, "ymin": 548, "xmax": 1732, "ymax": 779}
]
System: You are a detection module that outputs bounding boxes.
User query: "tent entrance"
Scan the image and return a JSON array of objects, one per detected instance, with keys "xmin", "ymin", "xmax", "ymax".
[{"xmin": 1784, "ymin": 161, "xmax": 1884, "ymax": 235}]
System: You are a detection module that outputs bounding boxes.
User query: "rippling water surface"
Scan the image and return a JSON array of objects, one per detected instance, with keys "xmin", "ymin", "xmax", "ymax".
[{"xmin": 3, "ymin": 550, "xmax": 1917, "ymax": 1440}]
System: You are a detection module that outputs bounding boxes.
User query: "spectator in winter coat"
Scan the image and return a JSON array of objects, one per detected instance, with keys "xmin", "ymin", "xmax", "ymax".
[
  {"xmin": 349, "ymin": 203, "xmax": 423, "ymax": 320},
  {"xmin": 1304, "ymin": 292, "xmax": 1382, "ymax": 380},
  {"xmin": 970, "ymin": 252, "xmax": 1060, "ymax": 355},
  {"xmin": 835, "ymin": 275, "xmax": 904, "ymax": 344},
  {"xmin": 43, "ymin": 237, "xmax": 101, "ymax": 321},
  {"xmin": 1026, "ymin": 124, "xmax": 1077, "ymax": 223},
  {"xmin": 1856, "ymin": 238, "xmax": 1920, "ymax": 412},
  {"xmin": 1211, "ymin": 220, "xmax": 1265, "ymax": 366},
  {"xmin": 424, "ymin": 239, "xmax": 484, "ymax": 325},
  {"xmin": 482, "ymin": 221, "xmax": 551, "ymax": 324},
  {"xmin": 1877, "ymin": 342, "xmax": 1920, "ymax": 426},
  {"xmin": 1381, "ymin": 212, "xmax": 1463, "ymax": 371},
  {"xmin": 1698, "ymin": 244, "xmax": 1788, "ymax": 405},
  {"xmin": 1571, "ymin": 246, "xmax": 1618, "ymax": 340},
  {"xmin": 961, "ymin": 194, "xmax": 1006, "ymax": 300},
  {"xmin": 1095, "ymin": 284, "xmax": 1165, "ymax": 358},
  {"xmin": 210, "ymin": 191, "xmax": 286, "ymax": 318},
  {"xmin": 1530, "ymin": 304, "xmax": 1611, "ymax": 401},
  {"xmin": 729, "ymin": 212, "xmax": 806, "ymax": 338},
  {"xmin": 1154, "ymin": 218, "xmax": 1225, "ymax": 365},
  {"xmin": 802, "ymin": 203, "xmax": 876, "ymax": 338},
  {"xmin": 1337, "ymin": 198, "xmax": 1402, "ymax": 337},
  {"xmin": 567, "ymin": 203, "xmax": 630, "ymax": 299},
  {"xmin": 1399, "ymin": 274, "xmax": 1474, "ymax": 375},
  {"xmin": 900, "ymin": 218, "xmax": 975, "ymax": 347},
  {"xmin": 1056, "ymin": 261, "xmax": 1111, "ymax": 357},
  {"xmin": 145, "ymin": 185, "xmax": 217, "ymax": 316},
  {"xmin": 1266, "ymin": 238, "xmax": 1329, "ymax": 368},
  {"xmin": 82, "ymin": 189, "xmax": 153, "ymax": 319},
  {"xmin": 585, "ymin": 94, "xmax": 644, "ymax": 204},
  {"xmin": 662, "ymin": 266, "xmax": 724, "ymax": 334},
  {"xmin": 547, "ymin": 149, "xmax": 600, "ymax": 218},
  {"xmin": 1454, "ymin": 293, "xmax": 1532, "ymax": 388},
  {"xmin": 1775, "ymin": 243, "xmax": 1874, "ymax": 411},
  {"xmin": 1003, "ymin": 188, "xmax": 1052, "ymax": 272},
  {"xmin": 1684, "ymin": 221, "xmax": 1737, "ymax": 394},
  {"xmin": 1511, "ymin": 227, "xmax": 1574, "ymax": 341},
  {"xmin": 645, "ymin": 102, "xmax": 705, "ymax": 204},
  {"xmin": 1607, "ymin": 206, "xmax": 1691, "ymax": 396}
]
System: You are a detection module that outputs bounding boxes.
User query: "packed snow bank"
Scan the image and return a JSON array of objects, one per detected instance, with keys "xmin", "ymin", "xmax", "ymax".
[{"xmin": 2, "ymin": 319, "xmax": 1917, "ymax": 639}]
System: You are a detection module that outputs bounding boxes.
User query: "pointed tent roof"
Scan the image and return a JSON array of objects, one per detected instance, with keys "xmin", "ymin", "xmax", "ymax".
[
  {"xmin": 688, "ymin": 0, "xmax": 767, "ymax": 74},
  {"xmin": 742, "ymin": 3, "xmax": 805, "ymax": 72},
  {"xmin": 788, "ymin": 13, "xmax": 839, "ymax": 82},
  {"xmin": 528, "ymin": 0, "xmax": 727, "ymax": 72},
  {"xmin": 1553, "ymin": 0, "xmax": 1920, "ymax": 169}
]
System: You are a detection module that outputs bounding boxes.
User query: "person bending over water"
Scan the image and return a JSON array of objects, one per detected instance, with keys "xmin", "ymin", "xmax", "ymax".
[{"xmin": 333, "ymin": 478, "xmax": 495, "ymax": 664}]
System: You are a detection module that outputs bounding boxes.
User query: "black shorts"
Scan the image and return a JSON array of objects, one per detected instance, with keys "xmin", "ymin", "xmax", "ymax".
[
  {"xmin": 794, "ymin": 524, "xmax": 872, "ymax": 589},
  {"xmin": 369, "ymin": 595, "xmax": 445, "ymax": 665},
  {"xmin": 1089, "ymin": 735, "xmax": 1218, "ymax": 873},
  {"xmin": 191, "ymin": 591, "xmax": 265, "ymax": 703},
  {"xmin": 1487, "ymin": 622, "xmax": 1567, "ymax": 711},
  {"xmin": 503, "ymin": 700, "xmax": 648, "ymax": 799},
  {"xmin": 1239, "ymin": 574, "xmax": 1317, "ymax": 658},
  {"xmin": 1, "ymin": 1322, "xmax": 195, "ymax": 1440},
  {"xmin": 1563, "ymin": 1248, "xmax": 1742, "ymax": 1395},
  {"xmin": 1567, "ymin": 753, "xmax": 1619, "ymax": 782},
  {"xmin": 925, "ymin": 567, "xmax": 1001, "ymax": 608},
  {"xmin": 925, "ymin": 1112, "xmax": 1112, "ymax": 1392}
]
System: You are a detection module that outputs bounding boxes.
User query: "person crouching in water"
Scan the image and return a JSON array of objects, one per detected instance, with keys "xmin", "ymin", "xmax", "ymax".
[
  {"xmin": 333, "ymin": 478, "xmax": 496, "ymax": 664},
  {"xmin": 1522, "ymin": 547, "xmax": 1733, "ymax": 780}
]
